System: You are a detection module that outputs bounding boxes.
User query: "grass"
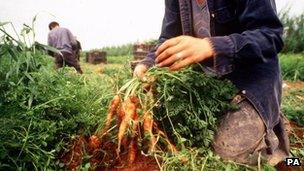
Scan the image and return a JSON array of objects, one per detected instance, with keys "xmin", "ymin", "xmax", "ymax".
[
  {"xmin": 279, "ymin": 53, "xmax": 304, "ymax": 81},
  {"xmin": 282, "ymin": 81, "xmax": 304, "ymax": 161},
  {"xmin": 282, "ymin": 81, "xmax": 304, "ymax": 126},
  {"xmin": 0, "ymin": 23, "xmax": 129, "ymax": 170},
  {"xmin": 0, "ymin": 56, "xmax": 116, "ymax": 170},
  {"xmin": 280, "ymin": 11, "xmax": 304, "ymax": 53}
]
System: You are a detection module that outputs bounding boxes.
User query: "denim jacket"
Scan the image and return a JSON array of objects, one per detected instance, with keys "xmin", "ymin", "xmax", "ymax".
[{"xmin": 140, "ymin": 0, "xmax": 284, "ymax": 131}]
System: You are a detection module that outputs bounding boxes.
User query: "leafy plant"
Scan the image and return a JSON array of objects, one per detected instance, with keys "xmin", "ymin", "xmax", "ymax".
[
  {"xmin": 280, "ymin": 54, "xmax": 304, "ymax": 81},
  {"xmin": 151, "ymin": 68, "xmax": 237, "ymax": 148},
  {"xmin": 0, "ymin": 21, "xmax": 116, "ymax": 170},
  {"xmin": 280, "ymin": 10, "xmax": 304, "ymax": 53}
]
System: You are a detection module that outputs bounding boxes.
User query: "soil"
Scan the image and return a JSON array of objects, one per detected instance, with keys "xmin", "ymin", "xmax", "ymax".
[
  {"xmin": 289, "ymin": 121, "xmax": 304, "ymax": 149},
  {"xmin": 61, "ymin": 136, "xmax": 160, "ymax": 171},
  {"xmin": 61, "ymin": 137, "xmax": 86, "ymax": 171},
  {"xmin": 275, "ymin": 161, "xmax": 303, "ymax": 171},
  {"xmin": 283, "ymin": 81, "xmax": 304, "ymax": 96},
  {"xmin": 96, "ymin": 153, "xmax": 160, "ymax": 171}
]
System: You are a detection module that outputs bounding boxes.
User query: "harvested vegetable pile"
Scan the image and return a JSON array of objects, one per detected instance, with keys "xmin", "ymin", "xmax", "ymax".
[{"xmin": 62, "ymin": 68, "xmax": 239, "ymax": 170}]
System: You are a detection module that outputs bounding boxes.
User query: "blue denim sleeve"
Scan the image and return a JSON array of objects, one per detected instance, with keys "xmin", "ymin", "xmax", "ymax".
[
  {"xmin": 139, "ymin": 0, "xmax": 183, "ymax": 68},
  {"xmin": 208, "ymin": 0, "xmax": 284, "ymax": 76}
]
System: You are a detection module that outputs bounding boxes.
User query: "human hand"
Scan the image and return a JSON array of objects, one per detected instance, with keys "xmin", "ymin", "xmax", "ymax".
[
  {"xmin": 155, "ymin": 35, "xmax": 214, "ymax": 71},
  {"xmin": 133, "ymin": 64, "xmax": 148, "ymax": 80}
]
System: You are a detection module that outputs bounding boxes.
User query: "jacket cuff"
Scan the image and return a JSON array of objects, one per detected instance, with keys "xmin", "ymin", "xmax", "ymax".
[
  {"xmin": 138, "ymin": 52, "xmax": 156, "ymax": 68},
  {"xmin": 208, "ymin": 36, "xmax": 235, "ymax": 76}
]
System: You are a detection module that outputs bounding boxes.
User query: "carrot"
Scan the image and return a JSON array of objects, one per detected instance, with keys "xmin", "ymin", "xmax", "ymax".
[
  {"xmin": 88, "ymin": 135, "xmax": 101, "ymax": 150},
  {"xmin": 127, "ymin": 108, "xmax": 139, "ymax": 163},
  {"xmin": 117, "ymin": 97, "xmax": 137, "ymax": 156},
  {"xmin": 126, "ymin": 96, "xmax": 140, "ymax": 164},
  {"xmin": 129, "ymin": 96, "xmax": 139, "ymax": 107},
  {"xmin": 101, "ymin": 95, "xmax": 121, "ymax": 136},
  {"xmin": 117, "ymin": 105, "xmax": 125, "ymax": 124},
  {"xmin": 128, "ymin": 137, "xmax": 138, "ymax": 165},
  {"xmin": 143, "ymin": 111, "xmax": 156, "ymax": 152}
]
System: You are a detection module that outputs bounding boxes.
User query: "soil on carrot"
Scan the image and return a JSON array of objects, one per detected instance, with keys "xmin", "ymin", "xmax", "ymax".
[{"xmin": 61, "ymin": 136, "xmax": 160, "ymax": 171}]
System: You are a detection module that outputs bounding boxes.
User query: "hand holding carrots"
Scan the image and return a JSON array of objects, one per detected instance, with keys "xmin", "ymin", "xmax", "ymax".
[
  {"xmin": 133, "ymin": 35, "xmax": 214, "ymax": 79},
  {"xmin": 155, "ymin": 35, "xmax": 214, "ymax": 71}
]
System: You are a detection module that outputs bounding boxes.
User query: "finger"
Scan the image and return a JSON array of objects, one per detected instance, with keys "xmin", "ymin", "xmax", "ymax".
[
  {"xmin": 157, "ymin": 55, "xmax": 178, "ymax": 68},
  {"xmin": 158, "ymin": 50, "xmax": 190, "ymax": 68},
  {"xmin": 169, "ymin": 56, "xmax": 195, "ymax": 71},
  {"xmin": 156, "ymin": 44, "xmax": 184, "ymax": 64},
  {"xmin": 133, "ymin": 70, "xmax": 143, "ymax": 78},
  {"xmin": 155, "ymin": 36, "xmax": 181, "ymax": 56},
  {"xmin": 133, "ymin": 65, "xmax": 147, "ymax": 79}
]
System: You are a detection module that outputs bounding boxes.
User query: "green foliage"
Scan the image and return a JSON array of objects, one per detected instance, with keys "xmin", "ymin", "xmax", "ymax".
[
  {"xmin": 280, "ymin": 54, "xmax": 304, "ymax": 81},
  {"xmin": 161, "ymin": 148, "xmax": 258, "ymax": 171},
  {"xmin": 0, "ymin": 23, "xmax": 114, "ymax": 170},
  {"xmin": 0, "ymin": 67, "xmax": 112, "ymax": 170},
  {"xmin": 280, "ymin": 11, "xmax": 304, "ymax": 53},
  {"xmin": 108, "ymin": 68, "xmax": 247, "ymax": 170},
  {"xmin": 150, "ymin": 68, "xmax": 237, "ymax": 148},
  {"xmin": 282, "ymin": 88, "xmax": 304, "ymax": 126},
  {"xmin": 100, "ymin": 43, "xmax": 133, "ymax": 56},
  {"xmin": 281, "ymin": 85, "xmax": 304, "ymax": 162}
]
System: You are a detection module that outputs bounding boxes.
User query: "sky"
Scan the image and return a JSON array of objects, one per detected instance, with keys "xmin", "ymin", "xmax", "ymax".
[{"xmin": 0, "ymin": 0, "xmax": 303, "ymax": 50}]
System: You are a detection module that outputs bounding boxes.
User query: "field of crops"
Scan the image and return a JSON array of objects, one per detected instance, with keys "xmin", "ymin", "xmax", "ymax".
[{"xmin": 1, "ymin": 23, "xmax": 304, "ymax": 171}]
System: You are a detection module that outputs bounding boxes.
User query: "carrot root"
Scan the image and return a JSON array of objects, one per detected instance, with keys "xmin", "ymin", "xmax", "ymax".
[
  {"xmin": 143, "ymin": 111, "xmax": 156, "ymax": 152},
  {"xmin": 100, "ymin": 95, "xmax": 121, "ymax": 137},
  {"xmin": 117, "ymin": 97, "xmax": 137, "ymax": 157}
]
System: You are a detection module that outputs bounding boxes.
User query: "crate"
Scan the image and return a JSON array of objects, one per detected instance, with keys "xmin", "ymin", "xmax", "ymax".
[
  {"xmin": 133, "ymin": 44, "xmax": 155, "ymax": 60},
  {"xmin": 86, "ymin": 51, "xmax": 107, "ymax": 64}
]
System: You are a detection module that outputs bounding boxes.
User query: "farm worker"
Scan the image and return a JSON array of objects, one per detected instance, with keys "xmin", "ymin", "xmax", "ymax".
[
  {"xmin": 47, "ymin": 21, "xmax": 83, "ymax": 74},
  {"xmin": 134, "ymin": 0, "xmax": 289, "ymax": 166}
]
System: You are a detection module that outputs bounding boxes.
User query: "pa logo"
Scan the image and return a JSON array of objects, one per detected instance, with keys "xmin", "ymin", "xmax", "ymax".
[{"xmin": 285, "ymin": 158, "xmax": 301, "ymax": 166}]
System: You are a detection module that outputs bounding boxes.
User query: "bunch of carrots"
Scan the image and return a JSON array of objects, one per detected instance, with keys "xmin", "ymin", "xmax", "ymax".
[{"xmin": 90, "ymin": 76, "xmax": 177, "ymax": 166}]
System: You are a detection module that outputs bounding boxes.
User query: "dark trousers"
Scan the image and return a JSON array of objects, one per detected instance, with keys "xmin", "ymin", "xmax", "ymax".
[{"xmin": 55, "ymin": 51, "xmax": 83, "ymax": 74}]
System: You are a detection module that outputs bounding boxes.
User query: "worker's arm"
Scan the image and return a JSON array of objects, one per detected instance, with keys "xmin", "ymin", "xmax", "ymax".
[
  {"xmin": 155, "ymin": 0, "xmax": 283, "ymax": 75},
  {"xmin": 207, "ymin": 0, "xmax": 283, "ymax": 76}
]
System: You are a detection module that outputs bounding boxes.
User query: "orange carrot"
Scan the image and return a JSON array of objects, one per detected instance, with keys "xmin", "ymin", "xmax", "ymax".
[
  {"xmin": 88, "ymin": 135, "xmax": 101, "ymax": 150},
  {"xmin": 128, "ymin": 137, "xmax": 138, "ymax": 165},
  {"xmin": 129, "ymin": 96, "xmax": 139, "ymax": 107},
  {"xmin": 143, "ymin": 111, "xmax": 156, "ymax": 152},
  {"xmin": 117, "ymin": 97, "xmax": 137, "ymax": 155},
  {"xmin": 117, "ymin": 105, "xmax": 125, "ymax": 124},
  {"xmin": 102, "ymin": 95, "xmax": 121, "ymax": 136},
  {"xmin": 127, "ymin": 97, "xmax": 140, "ymax": 164}
]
